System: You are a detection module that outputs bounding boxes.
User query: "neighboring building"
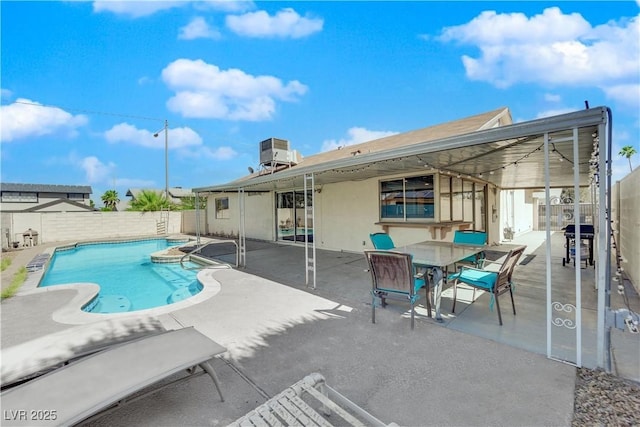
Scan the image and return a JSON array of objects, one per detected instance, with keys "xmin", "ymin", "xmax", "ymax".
[
  {"xmin": 0, "ymin": 183, "xmax": 93, "ymax": 212},
  {"xmin": 126, "ymin": 187, "xmax": 197, "ymax": 206}
]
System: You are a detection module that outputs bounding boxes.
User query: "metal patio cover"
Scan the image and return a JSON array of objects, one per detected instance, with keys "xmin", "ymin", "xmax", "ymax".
[{"xmin": 195, "ymin": 107, "xmax": 605, "ymax": 194}]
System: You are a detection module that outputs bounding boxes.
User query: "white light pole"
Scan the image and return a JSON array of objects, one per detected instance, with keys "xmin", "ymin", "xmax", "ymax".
[{"xmin": 153, "ymin": 120, "xmax": 169, "ymax": 202}]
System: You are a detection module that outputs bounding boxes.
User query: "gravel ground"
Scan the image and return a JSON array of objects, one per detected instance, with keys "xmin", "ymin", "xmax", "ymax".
[{"xmin": 573, "ymin": 368, "xmax": 640, "ymax": 426}]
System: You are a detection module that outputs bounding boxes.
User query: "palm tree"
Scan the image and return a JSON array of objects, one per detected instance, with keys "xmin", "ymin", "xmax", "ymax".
[
  {"xmin": 619, "ymin": 145, "xmax": 637, "ymax": 172},
  {"xmin": 101, "ymin": 189, "xmax": 120, "ymax": 211},
  {"xmin": 127, "ymin": 189, "xmax": 173, "ymax": 212}
]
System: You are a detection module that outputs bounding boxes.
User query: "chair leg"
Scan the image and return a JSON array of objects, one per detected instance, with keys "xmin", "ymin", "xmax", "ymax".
[
  {"xmin": 410, "ymin": 303, "xmax": 415, "ymax": 330},
  {"xmin": 509, "ymin": 286, "xmax": 516, "ymax": 315},
  {"xmin": 452, "ymin": 280, "xmax": 458, "ymax": 313},
  {"xmin": 494, "ymin": 291, "xmax": 503, "ymax": 326},
  {"xmin": 372, "ymin": 296, "xmax": 376, "ymax": 324}
]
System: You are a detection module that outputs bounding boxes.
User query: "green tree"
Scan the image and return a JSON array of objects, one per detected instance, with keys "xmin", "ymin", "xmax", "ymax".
[
  {"xmin": 178, "ymin": 195, "xmax": 207, "ymax": 210},
  {"xmin": 127, "ymin": 189, "xmax": 174, "ymax": 212},
  {"xmin": 619, "ymin": 145, "xmax": 637, "ymax": 172},
  {"xmin": 101, "ymin": 189, "xmax": 120, "ymax": 211}
]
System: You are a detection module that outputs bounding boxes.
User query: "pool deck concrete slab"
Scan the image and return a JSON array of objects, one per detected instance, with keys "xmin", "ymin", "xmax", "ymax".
[{"xmin": 1, "ymin": 233, "xmax": 637, "ymax": 426}]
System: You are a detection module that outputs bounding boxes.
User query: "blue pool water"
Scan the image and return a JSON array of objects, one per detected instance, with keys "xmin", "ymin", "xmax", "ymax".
[{"xmin": 39, "ymin": 239, "xmax": 203, "ymax": 314}]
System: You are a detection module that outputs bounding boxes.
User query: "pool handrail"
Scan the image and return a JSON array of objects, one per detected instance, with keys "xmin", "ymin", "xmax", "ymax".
[{"xmin": 180, "ymin": 239, "xmax": 240, "ymax": 269}]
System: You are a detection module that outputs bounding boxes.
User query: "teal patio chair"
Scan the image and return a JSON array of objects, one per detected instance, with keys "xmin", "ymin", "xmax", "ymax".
[
  {"xmin": 369, "ymin": 232, "xmax": 395, "ymax": 250},
  {"xmin": 365, "ymin": 250, "xmax": 428, "ymax": 329},
  {"xmin": 450, "ymin": 245, "xmax": 526, "ymax": 325},
  {"xmin": 453, "ymin": 230, "xmax": 487, "ymax": 268}
]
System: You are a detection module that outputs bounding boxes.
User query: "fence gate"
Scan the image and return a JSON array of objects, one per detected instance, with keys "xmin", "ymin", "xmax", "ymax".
[{"xmin": 538, "ymin": 203, "xmax": 594, "ymax": 231}]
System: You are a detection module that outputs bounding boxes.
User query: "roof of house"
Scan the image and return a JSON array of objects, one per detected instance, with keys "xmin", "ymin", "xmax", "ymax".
[
  {"xmin": 24, "ymin": 199, "xmax": 95, "ymax": 212},
  {"xmin": 195, "ymin": 105, "xmax": 606, "ymax": 192},
  {"xmin": 0, "ymin": 183, "xmax": 92, "ymax": 194}
]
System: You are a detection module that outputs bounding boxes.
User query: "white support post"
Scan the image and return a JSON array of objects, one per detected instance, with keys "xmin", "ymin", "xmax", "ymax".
[
  {"xmin": 238, "ymin": 188, "xmax": 246, "ymax": 268},
  {"xmin": 195, "ymin": 192, "xmax": 201, "ymax": 245},
  {"xmin": 304, "ymin": 174, "xmax": 316, "ymax": 289},
  {"xmin": 596, "ymin": 119, "xmax": 610, "ymax": 369},
  {"xmin": 572, "ymin": 127, "xmax": 582, "ymax": 368},
  {"xmin": 544, "ymin": 132, "xmax": 553, "ymax": 359}
]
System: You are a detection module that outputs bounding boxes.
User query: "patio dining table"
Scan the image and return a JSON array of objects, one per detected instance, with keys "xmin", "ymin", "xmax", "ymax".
[{"xmin": 392, "ymin": 241, "xmax": 487, "ymax": 322}]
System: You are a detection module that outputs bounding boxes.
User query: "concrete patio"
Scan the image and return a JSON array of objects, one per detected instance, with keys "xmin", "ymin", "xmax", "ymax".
[{"xmin": 1, "ymin": 231, "xmax": 638, "ymax": 426}]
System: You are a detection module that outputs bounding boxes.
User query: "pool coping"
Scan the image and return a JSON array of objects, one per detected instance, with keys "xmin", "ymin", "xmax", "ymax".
[{"xmin": 18, "ymin": 237, "xmax": 226, "ymax": 325}]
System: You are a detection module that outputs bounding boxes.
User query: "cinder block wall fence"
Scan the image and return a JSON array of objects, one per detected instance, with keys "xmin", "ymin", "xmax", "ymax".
[
  {"xmin": 613, "ymin": 167, "xmax": 640, "ymax": 293},
  {"xmin": 1, "ymin": 211, "xmax": 183, "ymax": 248}
]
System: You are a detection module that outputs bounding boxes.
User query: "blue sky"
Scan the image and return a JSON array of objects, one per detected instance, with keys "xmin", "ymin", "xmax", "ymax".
[{"xmin": 1, "ymin": 1, "xmax": 639, "ymax": 205}]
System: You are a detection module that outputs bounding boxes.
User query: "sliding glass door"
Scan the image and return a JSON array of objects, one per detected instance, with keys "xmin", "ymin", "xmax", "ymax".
[{"xmin": 276, "ymin": 190, "xmax": 313, "ymax": 242}]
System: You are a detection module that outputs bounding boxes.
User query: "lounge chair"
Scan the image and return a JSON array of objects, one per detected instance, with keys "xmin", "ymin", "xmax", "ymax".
[
  {"xmin": 0, "ymin": 327, "xmax": 226, "ymax": 426},
  {"xmin": 229, "ymin": 372, "xmax": 397, "ymax": 426}
]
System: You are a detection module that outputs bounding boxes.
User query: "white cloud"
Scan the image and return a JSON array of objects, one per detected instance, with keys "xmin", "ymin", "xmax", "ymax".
[
  {"xmin": 137, "ymin": 76, "xmax": 153, "ymax": 85},
  {"xmin": 104, "ymin": 122, "xmax": 203, "ymax": 149},
  {"xmin": 226, "ymin": 8, "xmax": 323, "ymax": 38},
  {"xmin": 93, "ymin": 1, "xmax": 184, "ymax": 18},
  {"xmin": 544, "ymin": 93, "xmax": 562, "ymax": 103},
  {"xmin": 1, "ymin": 88, "xmax": 13, "ymax": 100},
  {"xmin": 179, "ymin": 17, "xmax": 221, "ymax": 40},
  {"xmin": 439, "ymin": 7, "xmax": 640, "ymax": 107},
  {"xmin": 161, "ymin": 58, "xmax": 307, "ymax": 121},
  {"xmin": 602, "ymin": 84, "xmax": 640, "ymax": 109},
  {"xmin": 195, "ymin": 0, "xmax": 255, "ymax": 13},
  {"xmin": 321, "ymin": 127, "xmax": 399, "ymax": 152},
  {"xmin": 80, "ymin": 156, "xmax": 116, "ymax": 183},
  {"xmin": 535, "ymin": 108, "xmax": 579, "ymax": 119},
  {"xmin": 0, "ymin": 98, "xmax": 88, "ymax": 142},
  {"xmin": 201, "ymin": 146, "xmax": 238, "ymax": 160}
]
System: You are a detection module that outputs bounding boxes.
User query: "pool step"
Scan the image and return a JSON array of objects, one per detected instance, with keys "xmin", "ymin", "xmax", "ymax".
[{"xmin": 91, "ymin": 295, "xmax": 132, "ymax": 313}]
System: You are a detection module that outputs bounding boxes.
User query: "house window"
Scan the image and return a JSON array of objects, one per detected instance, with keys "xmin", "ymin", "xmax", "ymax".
[
  {"xmin": 68, "ymin": 193, "xmax": 85, "ymax": 200},
  {"xmin": 439, "ymin": 176, "xmax": 486, "ymax": 231},
  {"xmin": 1, "ymin": 192, "xmax": 37, "ymax": 202},
  {"xmin": 215, "ymin": 197, "xmax": 230, "ymax": 219},
  {"xmin": 380, "ymin": 175, "xmax": 434, "ymax": 220}
]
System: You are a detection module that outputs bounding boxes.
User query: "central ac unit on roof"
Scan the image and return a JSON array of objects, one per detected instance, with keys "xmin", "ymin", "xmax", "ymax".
[{"xmin": 260, "ymin": 137, "xmax": 291, "ymax": 166}]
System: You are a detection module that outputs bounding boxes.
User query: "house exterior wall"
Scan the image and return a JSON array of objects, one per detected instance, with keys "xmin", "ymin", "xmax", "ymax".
[
  {"xmin": 613, "ymin": 167, "xmax": 640, "ymax": 292},
  {"xmin": 206, "ymin": 192, "xmax": 274, "ymax": 241},
  {"xmin": 500, "ymin": 189, "xmax": 534, "ymax": 241},
  {"xmin": 205, "ymin": 173, "xmax": 500, "ymax": 253},
  {"xmin": 1, "ymin": 211, "xmax": 181, "ymax": 249},
  {"xmin": 181, "ymin": 209, "xmax": 207, "ymax": 235},
  {"xmin": 1, "ymin": 195, "xmax": 91, "ymax": 212}
]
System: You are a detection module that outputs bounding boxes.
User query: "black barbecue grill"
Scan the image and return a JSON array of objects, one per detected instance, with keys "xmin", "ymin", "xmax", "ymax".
[{"xmin": 562, "ymin": 224, "xmax": 594, "ymax": 267}]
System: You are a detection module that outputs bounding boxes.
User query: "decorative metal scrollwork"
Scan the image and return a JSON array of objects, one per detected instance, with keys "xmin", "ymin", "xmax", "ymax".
[{"xmin": 551, "ymin": 301, "xmax": 577, "ymax": 329}]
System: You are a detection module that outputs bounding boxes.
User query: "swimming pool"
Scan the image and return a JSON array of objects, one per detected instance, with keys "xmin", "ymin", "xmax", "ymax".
[{"xmin": 39, "ymin": 239, "xmax": 203, "ymax": 314}]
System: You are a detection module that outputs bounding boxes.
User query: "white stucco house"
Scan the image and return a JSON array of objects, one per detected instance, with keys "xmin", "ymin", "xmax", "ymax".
[{"xmin": 194, "ymin": 106, "xmax": 610, "ymax": 256}]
